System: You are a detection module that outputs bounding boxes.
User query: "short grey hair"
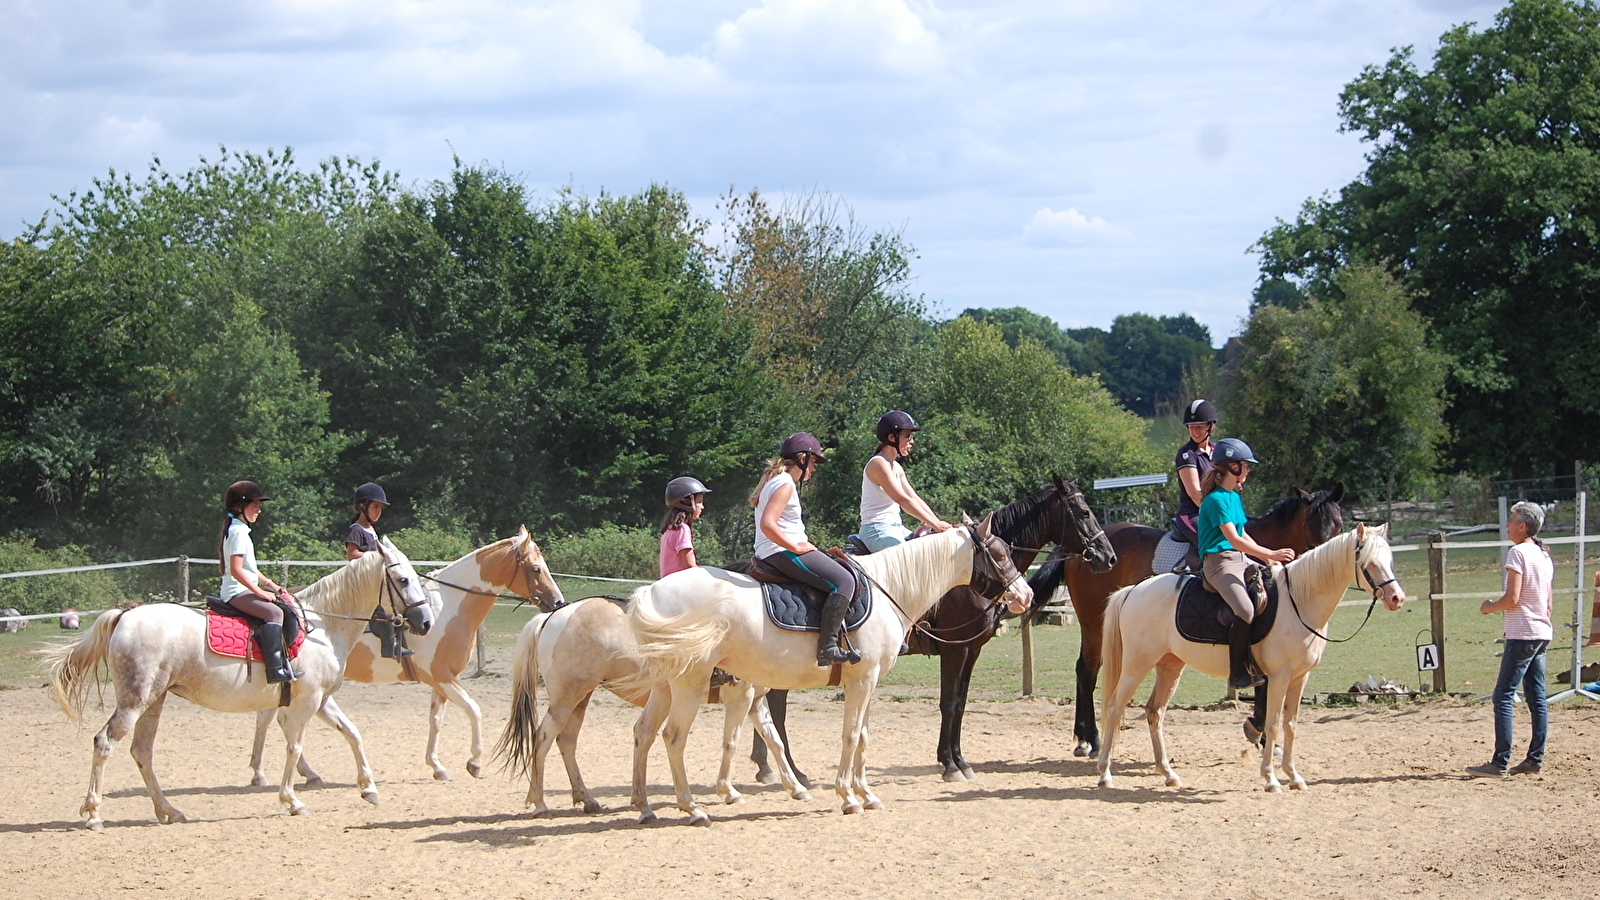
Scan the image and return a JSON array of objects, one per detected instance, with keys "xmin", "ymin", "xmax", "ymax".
[{"xmin": 1509, "ymin": 500, "xmax": 1545, "ymax": 535}]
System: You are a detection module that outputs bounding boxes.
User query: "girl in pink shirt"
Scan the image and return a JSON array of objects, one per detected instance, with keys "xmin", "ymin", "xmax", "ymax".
[{"xmin": 659, "ymin": 476, "xmax": 710, "ymax": 577}]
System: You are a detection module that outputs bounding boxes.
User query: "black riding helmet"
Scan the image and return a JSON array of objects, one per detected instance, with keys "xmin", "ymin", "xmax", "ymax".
[
  {"xmin": 224, "ymin": 480, "xmax": 270, "ymax": 512},
  {"xmin": 1182, "ymin": 399, "xmax": 1218, "ymax": 426},
  {"xmin": 665, "ymin": 476, "xmax": 711, "ymax": 511},
  {"xmin": 354, "ymin": 482, "xmax": 389, "ymax": 506},
  {"xmin": 779, "ymin": 432, "xmax": 824, "ymax": 461},
  {"xmin": 875, "ymin": 410, "xmax": 921, "ymax": 445}
]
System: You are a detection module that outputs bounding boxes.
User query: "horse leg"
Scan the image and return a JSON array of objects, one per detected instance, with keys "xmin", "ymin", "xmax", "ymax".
[
  {"xmin": 631, "ymin": 686, "xmax": 672, "ymax": 823},
  {"xmin": 660, "ymin": 673, "xmax": 712, "ymax": 825},
  {"xmin": 1258, "ymin": 675, "xmax": 1291, "ymax": 793},
  {"xmin": 936, "ymin": 646, "xmax": 967, "ymax": 781},
  {"xmin": 313, "ymin": 696, "xmax": 378, "ymax": 804},
  {"xmin": 1096, "ymin": 652, "xmax": 1159, "ymax": 789},
  {"xmin": 750, "ymin": 688, "xmax": 775, "ymax": 781},
  {"xmin": 836, "ymin": 674, "xmax": 880, "ymax": 813},
  {"xmin": 747, "ymin": 688, "xmax": 810, "ymax": 801},
  {"xmin": 526, "ymin": 686, "xmax": 579, "ymax": 817},
  {"xmin": 1279, "ymin": 673, "xmax": 1311, "ymax": 791},
  {"xmin": 952, "ymin": 646, "xmax": 981, "ymax": 779},
  {"xmin": 1073, "ymin": 653, "xmax": 1101, "ymax": 757},
  {"xmin": 81, "ymin": 698, "xmax": 149, "ymax": 830},
  {"xmin": 128, "ymin": 694, "xmax": 187, "ymax": 826},
  {"xmin": 435, "ymin": 679, "xmax": 485, "ymax": 778},
  {"xmin": 557, "ymin": 692, "xmax": 602, "ymax": 813},
  {"xmin": 425, "ymin": 688, "xmax": 452, "ymax": 781},
  {"xmin": 276, "ymin": 697, "xmax": 318, "ymax": 816},
  {"xmin": 715, "ymin": 680, "xmax": 756, "ymax": 805},
  {"xmin": 1144, "ymin": 655, "xmax": 1186, "ymax": 788},
  {"xmin": 250, "ymin": 708, "xmax": 274, "ymax": 786}
]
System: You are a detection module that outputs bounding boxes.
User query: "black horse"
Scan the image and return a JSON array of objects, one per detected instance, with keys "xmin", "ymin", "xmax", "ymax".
[{"xmin": 752, "ymin": 474, "xmax": 1118, "ymax": 784}]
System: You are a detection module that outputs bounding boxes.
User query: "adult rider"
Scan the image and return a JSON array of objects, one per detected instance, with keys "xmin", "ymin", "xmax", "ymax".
[
  {"xmin": 858, "ymin": 410, "xmax": 952, "ymax": 552},
  {"xmin": 1173, "ymin": 399, "xmax": 1217, "ymax": 572}
]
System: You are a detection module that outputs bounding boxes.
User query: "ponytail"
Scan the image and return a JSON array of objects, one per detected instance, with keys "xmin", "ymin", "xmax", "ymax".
[
  {"xmin": 748, "ymin": 457, "xmax": 789, "ymax": 508},
  {"xmin": 660, "ymin": 507, "xmax": 689, "ymax": 534},
  {"xmin": 217, "ymin": 515, "xmax": 235, "ymax": 574}
]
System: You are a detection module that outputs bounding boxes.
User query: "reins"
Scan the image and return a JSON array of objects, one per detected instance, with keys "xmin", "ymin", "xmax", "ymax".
[{"xmin": 1282, "ymin": 535, "xmax": 1392, "ymax": 644}]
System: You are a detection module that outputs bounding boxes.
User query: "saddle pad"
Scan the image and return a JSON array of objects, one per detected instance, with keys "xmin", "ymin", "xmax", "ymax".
[
  {"xmin": 206, "ymin": 609, "xmax": 306, "ymax": 662},
  {"xmin": 1151, "ymin": 532, "xmax": 1190, "ymax": 576},
  {"xmin": 762, "ymin": 570, "xmax": 872, "ymax": 633},
  {"xmin": 1173, "ymin": 572, "xmax": 1278, "ymax": 646}
]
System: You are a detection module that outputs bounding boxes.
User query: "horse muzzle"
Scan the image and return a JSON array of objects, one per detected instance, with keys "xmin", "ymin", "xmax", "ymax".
[{"xmin": 404, "ymin": 605, "xmax": 434, "ymax": 636}]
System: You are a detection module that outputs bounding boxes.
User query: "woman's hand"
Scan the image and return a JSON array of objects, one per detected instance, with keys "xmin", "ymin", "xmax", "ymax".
[
  {"xmin": 1267, "ymin": 548, "xmax": 1296, "ymax": 564},
  {"xmin": 925, "ymin": 519, "xmax": 952, "ymax": 532}
]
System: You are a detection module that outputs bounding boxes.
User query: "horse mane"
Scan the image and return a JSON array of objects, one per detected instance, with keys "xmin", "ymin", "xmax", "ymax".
[
  {"xmin": 987, "ymin": 483, "xmax": 1062, "ymax": 550},
  {"xmin": 1278, "ymin": 527, "xmax": 1377, "ymax": 598},
  {"xmin": 856, "ymin": 526, "xmax": 968, "ymax": 616},
  {"xmin": 296, "ymin": 550, "xmax": 387, "ymax": 620}
]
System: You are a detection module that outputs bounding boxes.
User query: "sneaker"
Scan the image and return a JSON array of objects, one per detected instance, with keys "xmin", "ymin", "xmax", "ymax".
[
  {"xmin": 1466, "ymin": 763, "xmax": 1508, "ymax": 778},
  {"xmin": 1507, "ymin": 759, "xmax": 1542, "ymax": 775}
]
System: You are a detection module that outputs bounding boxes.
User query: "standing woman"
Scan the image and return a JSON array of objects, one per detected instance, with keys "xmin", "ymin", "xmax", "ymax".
[
  {"xmin": 858, "ymin": 410, "xmax": 951, "ymax": 552},
  {"xmin": 1196, "ymin": 439, "xmax": 1295, "ymax": 689},
  {"xmin": 219, "ymin": 480, "xmax": 297, "ymax": 684},
  {"xmin": 752, "ymin": 433, "xmax": 860, "ymax": 666},
  {"xmin": 1469, "ymin": 501, "xmax": 1554, "ymax": 777},
  {"xmin": 345, "ymin": 482, "xmax": 389, "ymax": 560}
]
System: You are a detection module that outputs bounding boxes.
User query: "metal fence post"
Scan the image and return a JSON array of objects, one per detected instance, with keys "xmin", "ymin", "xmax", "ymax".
[
  {"xmin": 178, "ymin": 556, "xmax": 189, "ymax": 604},
  {"xmin": 1428, "ymin": 531, "xmax": 1447, "ymax": 693}
]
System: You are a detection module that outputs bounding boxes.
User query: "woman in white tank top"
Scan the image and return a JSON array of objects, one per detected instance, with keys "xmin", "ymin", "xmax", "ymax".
[{"xmin": 858, "ymin": 410, "xmax": 951, "ymax": 553}]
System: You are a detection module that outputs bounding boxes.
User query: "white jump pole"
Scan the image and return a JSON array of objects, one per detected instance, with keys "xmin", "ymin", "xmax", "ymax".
[{"xmin": 1551, "ymin": 491, "xmax": 1598, "ymax": 702}]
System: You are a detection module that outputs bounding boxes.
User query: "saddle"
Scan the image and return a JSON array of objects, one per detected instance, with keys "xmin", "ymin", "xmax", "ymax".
[
  {"xmin": 205, "ymin": 597, "xmax": 306, "ymax": 663},
  {"xmin": 742, "ymin": 553, "xmax": 872, "ymax": 634},
  {"xmin": 1173, "ymin": 565, "xmax": 1279, "ymax": 646}
]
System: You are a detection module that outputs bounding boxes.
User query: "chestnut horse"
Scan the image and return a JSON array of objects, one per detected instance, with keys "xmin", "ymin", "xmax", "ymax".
[{"xmin": 1033, "ymin": 486, "xmax": 1344, "ymax": 757}]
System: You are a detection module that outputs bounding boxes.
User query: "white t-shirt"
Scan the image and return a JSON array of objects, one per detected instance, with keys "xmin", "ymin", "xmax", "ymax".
[
  {"xmin": 1503, "ymin": 540, "xmax": 1554, "ymax": 641},
  {"xmin": 219, "ymin": 516, "xmax": 261, "ymax": 601},
  {"xmin": 754, "ymin": 472, "xmax": 807, "ymax": 559},
  {"xmin": 860, "ymin": 458, "xmax": 903, "ymax": 527}
]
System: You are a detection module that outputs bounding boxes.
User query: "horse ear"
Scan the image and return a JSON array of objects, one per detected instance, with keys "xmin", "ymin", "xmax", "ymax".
[
  {"xmin": 1052, "ymin": 472, "xmax": 1067, "ymax": 492},
  {"xmin": 1295, "ymin": 486, "xmax": 1311, "ymax": 500},
  {"xmin": 960, "ymin": 511, "xmax": 974, "ymax": 526},
  {"xmin": 1374, "ymin": 522, "xmax": 1389, "ymax": 537},
  {"xmin": 1355, "ymin": 522, "xmax": 1366, "ymax": 540},
  {"xmin": 1329, "ymin": 482, "xmax": 1345, "ymax": 504},
  {"xmin": 976, "ymin": 512, "xmax": 994, "ymax": 539}
]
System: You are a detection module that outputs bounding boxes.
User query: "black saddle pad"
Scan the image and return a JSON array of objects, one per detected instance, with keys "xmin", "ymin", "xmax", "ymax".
[
  {"xmin": 762, "ymin": 567, "xmax": 872, "ymax": 633},
  {"xmin": 1173, "ymin": 571, "xmax": 1278, "ymax": 646},
  {"xmin": 205, "ymin": 596, "xmax": 303, "ymax": 648}
]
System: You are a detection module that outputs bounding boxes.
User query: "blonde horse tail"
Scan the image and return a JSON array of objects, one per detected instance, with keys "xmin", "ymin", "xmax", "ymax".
[
  {"xmin": 1099, "ymin": 585, "xmax": 1134, "ymax": 711},
  {"xmin": 495, "ymin": 613, "xmax": 548, "ymax": 778},
  {"xmin": 618, "ymin": 583, "xmax": 729, "ymax": 696},
  {"xmin": 45, "ymin": 607, "xmax": 125, "ymax": 722}
]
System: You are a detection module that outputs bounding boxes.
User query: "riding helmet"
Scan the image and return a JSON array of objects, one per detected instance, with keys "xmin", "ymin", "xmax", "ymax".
[
  {"xmin": 1182, "ymin": 399, "xmax": 1219, "ymax": 426},
  {"xmin": 664, "ymin": 476, "xmax": 712, "ymax": 511},
  {"xmin": 354, "ymin": 482, "xmax": 389, "ymax": 506},
  {"xmin": 779, "ymin": 432, "xmax": 825, "ymax": 462},
  {"xmin": 224, "ymin": 480, "xmax": 270, "ymax": 511},
  {"xmin": 1210, "ymin": 438, "xmax": 1259, "ymax": 466},
  {"xmin": 875, "ymin": 410, "xmax": 921, "ymax": 445}
]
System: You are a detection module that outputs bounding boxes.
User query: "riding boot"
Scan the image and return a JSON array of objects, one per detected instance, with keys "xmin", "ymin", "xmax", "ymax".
[
  {"xmin": 256, "ymin": 622, "xmax": 297, "ymax": 685},
  {"xmin": 1227, "ymin": 618, "xmax": 1264, "ymax": 690},
  {"xmin": 1246, "ymin": 565, "xmax": 1266, "ymax": 613},
  {"xmin": 366, "ymin": 615, "xmax": 414, "ymax": 659},
  {"xmin": 816, "ymin": 592, "xmax": 862, "ymax": 666}
]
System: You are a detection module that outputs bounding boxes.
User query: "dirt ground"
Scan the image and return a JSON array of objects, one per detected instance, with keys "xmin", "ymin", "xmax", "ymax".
[{"xmin": 3, "ymin": 669, "xmax": 1599, "ymax": 900}]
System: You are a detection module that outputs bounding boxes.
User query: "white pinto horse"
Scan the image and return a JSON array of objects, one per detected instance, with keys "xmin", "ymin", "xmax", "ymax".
[
  {"xmin": 47, "ymin": 539, "xmax": 433, "ymax": 830},
  {"xmin": 1096, "ymin": 524, "xmax": 1406, "ymax": 793},
  {"xmin": 626, "ymin": 516, "xmax": 1032, "ymax": 824},
  {"xmin": 497, "ymin": 596, "xmax": 802, "ymax": 820},
  {"xmin": 251, "ymin": 527, "xmax": 563, "ymax": 783}
]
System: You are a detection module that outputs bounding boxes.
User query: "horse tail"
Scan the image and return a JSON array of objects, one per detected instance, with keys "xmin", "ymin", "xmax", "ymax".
[
  {"xmin": 1027, "ymin": 548, "xmax": 1070, "ymax": 624},
  {"xmin": 617, "ymin": 582, "xmax": 729, "ymax": 696},
  {"xmin": 495, "ymin": 612, "xmax": 548, "ymax": 778},
  {"xmin": 1099, "ymin": 585, "xmax": 1134, "ymax": 710},
  {"xmin": 45, "ymin": 606, "xmax": 126, "ymax": 722}
]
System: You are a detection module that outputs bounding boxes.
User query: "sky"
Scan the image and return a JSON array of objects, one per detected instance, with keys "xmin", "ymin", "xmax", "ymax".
[{"xmin": 0, "ymin": 0, "xmax": 1508, "ymax": 345}]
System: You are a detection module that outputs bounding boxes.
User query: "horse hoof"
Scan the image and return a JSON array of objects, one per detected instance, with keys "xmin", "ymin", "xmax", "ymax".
[
  {"xmin": 842, "ymin": 803, "xmax": 862, "ymax": 815},
  {"xmin": 1264, "ymin": 782, "xmax": 1282, "ymax": 794},
  {"xmin": 582, "ymin": 799, "xmax": 602, "ymax": 814},
  {"xmin": 637, "ymin": 810, "xmax": 656, "ymax": 825},
  {"xmin": 1289, "ymin": 780, "xmax": 1307, "ymax": 791},
  {"xmin": 361, "ymin": 790, "xmax": 379, "ymax": 806},
  {"xmin": 941, "ymin": 769, "xmax": 966, "ymax": 783},
  {"xmin": 865, "ymin": 798, "xmax": 885, "ymax": 811},
  {"xmin": 1165, "ymin": 776, "xmax": 1182, "ymax": 788},
  {"xmin": 722, "ymin": 793, "xmax": 744, "ymax": 805},
  {"xmin": 793, "ymin": 790, "xmax": 811, "ymax": 802},
  {"xmin": 467, "ymin": 760, "xmax": 483, "ymax": 779},
  {"xmin": 87, "ymin": 820, "xmax": 105, "ymax": 832},
  {"xmin": 1097, "ymin": 776, "xmax": 1114, "ymax": 789},
  {"xmin": 688, "ymin": 810, "xmax": 710, "ymax": 827},
  {"xmin": 1073, "ymin": 742, "xmax": 1093, "ymax": 758},
  {"xmin": 433, "ymin": 770, "xmax": 452, "ymax": 782},
  {"xmin": 959, "ymin": 766, "xmax": 977, "ymax": 780},
  {"xmin": 531, "ymin": 806, "xmax": 552, "ymax": 819},
  {"xmin": 753, "ymin": 767, "xmax": 776, "ymax": 785},
  {"xmin": 289, "ymin": 804, "xmax": 309, "ymax": 816},
  {"xmin": 302, "ymin": 776, "xmax": 325, "ymax": 788},
  {"xmin": 250, "ymin": 774, "xmax": 271, "ymax": 787}
]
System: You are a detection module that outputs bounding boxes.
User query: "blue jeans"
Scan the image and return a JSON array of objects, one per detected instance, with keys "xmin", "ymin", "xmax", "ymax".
[
  {"xmin": 858, "ymin": 521, "xmax": 911, "ymax": 553},
  {"xmin": 1492, "ymin": 638, "xmax": 1549, "ymax": 769}
]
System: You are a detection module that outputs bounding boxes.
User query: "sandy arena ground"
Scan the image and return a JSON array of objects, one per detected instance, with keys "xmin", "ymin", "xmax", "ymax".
[{"xmin": 3, "ymin": 669, "xmax": 1598, "ymax": 900}]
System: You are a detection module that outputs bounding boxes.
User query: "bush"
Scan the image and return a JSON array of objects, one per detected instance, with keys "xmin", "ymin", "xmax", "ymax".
[
  {"xmin": 387, "ymin": 520, "xmax": 480, "ymax": 566},
  {"xmin": 0, "ymin": 537, "xmax": 120, "ymax": 616},
  {"xmin": 544, "ymin": 523, "xmax": 725, "ymax": 581}
]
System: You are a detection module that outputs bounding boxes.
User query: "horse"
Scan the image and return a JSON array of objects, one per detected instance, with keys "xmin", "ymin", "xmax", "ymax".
[
  {"xmin": 1033, "ymin": 486, "xmax": 1345, "ymax": 757},
  {"xmin": 496, "ymin": 596, "xmax": 804, "ymax": 819},
  {"xmin": 761, "ymin": 476, "xmax": 1116, "ymax": 784},
  {"xmin": 1096, "ymin": 523, "xmax": 1405, "ymax": 792},
  {"xmin": 625, "ymin": 515, "xmax": 1032, "ymax": 823},
  {"xmin": 249, "ymin": 527, "xmax": 563, "ymax": 785},
  {"xmin": 45, "ymin": 538, "xmax": 433, "ymax": 830}
]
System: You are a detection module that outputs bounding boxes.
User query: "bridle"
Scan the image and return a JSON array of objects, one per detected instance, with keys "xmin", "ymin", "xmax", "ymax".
[
  {"xmin": 1006, "ymin": 481, "xmax": 1106, "ymax": 561},
  {"xmin": 1282, "ymin": 530, "xmax": 1395, "ymax": 644},
  {"xmin": 417, "ymin": 540, "xmax": 560, "ymax": 613},
  {"xmin": 865, "ymin": 523, "xmax": 1024, "ymax": 643}
]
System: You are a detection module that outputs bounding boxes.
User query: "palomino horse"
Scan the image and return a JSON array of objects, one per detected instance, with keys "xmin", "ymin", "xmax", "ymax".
[
  {"xmin": 1035, "ymin": 486, "xmax": 1345, "ymax": 756},
  {"xmin": 250, "ymin": 527, "xmax": 563, "ymax": 784},
  {"xmin": 496, "ymin": 597, "xmax": 804, "ymax": 818},
  {"xmin": 626, "ymin": 516, "xmax": 1031, "ymax": 823},
  {"xmin": 1096, "ymin": 523, "xmax": 1405, "ymax": 792},
  {"xmin": 46, "ymin": 539, "xmax": 433, "ymax": 830}
]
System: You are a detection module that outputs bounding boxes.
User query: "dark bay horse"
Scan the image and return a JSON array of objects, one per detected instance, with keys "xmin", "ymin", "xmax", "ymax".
[
  {"xmin": 1033, "ymin": 485, "xmax": 1345, "ymax": 758},
  {"xmin": 751, "ymin": 475, "xmax": 1117, "ymax": 784}
]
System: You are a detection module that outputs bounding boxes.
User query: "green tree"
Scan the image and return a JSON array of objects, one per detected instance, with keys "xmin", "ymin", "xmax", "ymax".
[
  {"xmin": 1256, "ymin": 0, "xmax": 1600, "ymax": 475},
  {"xmin": 1230, "ymin": 263, "xmax": 1450, "ymax": 502}
]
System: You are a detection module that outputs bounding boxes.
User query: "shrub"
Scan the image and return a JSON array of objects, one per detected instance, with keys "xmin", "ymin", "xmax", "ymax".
[
  {"xmin": 0, "ymin": 537, "xmax": 120, "ymax": 616},
  {"xmin": 545, "ymin": 523, "xmax": 725, "ymax": 581}
]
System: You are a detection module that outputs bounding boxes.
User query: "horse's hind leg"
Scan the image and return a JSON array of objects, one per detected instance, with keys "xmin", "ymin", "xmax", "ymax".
[
  {"xmin": 746, "ymin": 689, "xmax": 809, "ymax": 801},
  {"xmin": 716, "ymin": 680, "xmax": 756, "ymax": 804},
  {"xmin": 425, "ymin": 688, "xmax": 453, "ymax": 780},
  {"xmin": 314, "ymin": 696, "xmax": 377, "ymax": 804},
  {"xmin": 435, "ymin": 679, "xmax": 485, "ymax": 778},
  {"xmin": 82, "ymin": 700, "xmax": 147, "ymax": 830},
  {"xmin": 631, "ymin": 686, "xmax": 671, "ymax": 823},
  {"xmin": 660, "ymin": 673, "xmax": 712, "ymax": 825},
  {"xmin": 128, "ymin": 694, "xmax": 187, "ymax": 826},
  {"xmin": 1144, "ymin": 655, "xmax": 1186, "ymax": 788},
  {"xmin": 557, "ymin": 692, "xmax": 601, "ymax": 813}
]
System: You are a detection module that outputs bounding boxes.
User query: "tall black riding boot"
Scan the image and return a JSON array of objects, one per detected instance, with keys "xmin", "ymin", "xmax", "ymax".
[
  {"xmin": 256, "ymin": 622, "xmax": 297, "ymax": 685},
  {"xmin": 1227, "ymin": 618, "xmax": 1264, "ymax": 690},
  {"xmin": 816, "ymin": 592, "xmax": 862, "ymax": 666}
]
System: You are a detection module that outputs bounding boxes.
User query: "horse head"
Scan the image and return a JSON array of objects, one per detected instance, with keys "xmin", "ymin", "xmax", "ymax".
[
  {"xmin": 1354, "ymin": 522, "xmax": 1406, "ymax": 611},
  {"xmin": 378, "ymin": 536, "xmax": 436, "ymax": 636},
  {"xmin": 514, "ymin": 525, "xmax": 565, "ymax": 613},
  {"xmin": 965, "ymin": 512, "xmax": 1033, "ymax": 615},
  {"xmin": 1052, "ymin": 473, "xmax": 1116, "ymax": 573}
]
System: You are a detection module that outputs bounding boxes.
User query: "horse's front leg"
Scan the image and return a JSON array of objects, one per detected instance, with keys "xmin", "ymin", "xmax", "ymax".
[
  {"xmin": 1073, "ymin": 653, "xmax": 1102, "ymax": 757},
  {"xmin": 425, "ymin": 688, "xmax": 452, "ymax": 780},
  {"xmin": 660, "ymin": 672, "xmax": 712, "ymax": 825},
  {"xmin": 277, "ymin": 692, "xmax": 318, "ymax": 815},
  {"xmin": 1144, "ymin": 656, "xmax": 1186, "ymax": 788},
  {"xmin": 1258, "ymin": 675, "xmax": 1291, "ymax": 793},
  {"xmin": 1279, "ymin": 673, "xmax": 1311, "ymax": 791},
  {"xmin": 836, "ymin": 672, "xmax": 879, "ymax": 814},
  {"xmin": 936, "ymin": 646, "xmax": 967, "ymax": 781},
  {"xmin": 951, "ymin": 646, "xmax": 982, "ymax": 779},
  {"xmin": 128, "ymin": 693, "xmax": 187, "ymax": 826},
  {"xmin": 747, "ymin": 688, "xmax": 809, "ymax": 800},
  {"xmin": 435, "ymin": 678, "xmax": 485, "ymax": 778},
  {"xmin": 630, "ymin": 686, "xmax": 671, "ymax": 823},
  {"xmin": 314, "ymin": 696, "xmax": 378, "ymax": 804},
  {"xmin": 716, "ymin": 680, "xmax": 756, "ymax": 804}
]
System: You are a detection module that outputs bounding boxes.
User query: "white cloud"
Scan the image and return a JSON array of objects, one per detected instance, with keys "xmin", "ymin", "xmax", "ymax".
[
  {"xmin": 710, "ymin": 0, "xmax": 943, "ymax": 81},
  {"xmin": 1022, "ymin": 207, "xmax": 1131, "ymax": 246}
]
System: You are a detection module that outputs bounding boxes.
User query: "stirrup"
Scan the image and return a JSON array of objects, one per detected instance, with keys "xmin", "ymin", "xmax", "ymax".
[{"xmin": 817, "ymin": 646, "xmax": 861, "ymax": 666}]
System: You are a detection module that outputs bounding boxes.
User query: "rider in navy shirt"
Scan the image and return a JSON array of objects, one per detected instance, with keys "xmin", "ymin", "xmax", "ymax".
[{"xmin": 1173, "ymin": 399, "xmax": 1217, "ymax": 571}]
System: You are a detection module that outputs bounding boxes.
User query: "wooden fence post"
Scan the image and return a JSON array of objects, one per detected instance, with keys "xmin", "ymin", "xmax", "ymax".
[
  {"xmin": 178, "ymin": 556, "xmax": 189, "ymax": 604},
  {"xmin": 1021, "ymin": 615, "xmax": 1034, "ymax": 696},
  {"xmin": 1428, "ymin": 531, "xmax": 1447, "ymax": 693}
]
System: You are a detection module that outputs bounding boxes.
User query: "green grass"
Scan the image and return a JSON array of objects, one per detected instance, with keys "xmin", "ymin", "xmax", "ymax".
[{"xmin": 9, "ymin": 549, "xmax": 1600, "ymax": 710}]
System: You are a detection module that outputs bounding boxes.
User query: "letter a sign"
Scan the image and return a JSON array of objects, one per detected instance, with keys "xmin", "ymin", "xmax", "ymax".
[{"xmin": 1416, "ymin": 643, "xmax": 1440, "ymax": 672}]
